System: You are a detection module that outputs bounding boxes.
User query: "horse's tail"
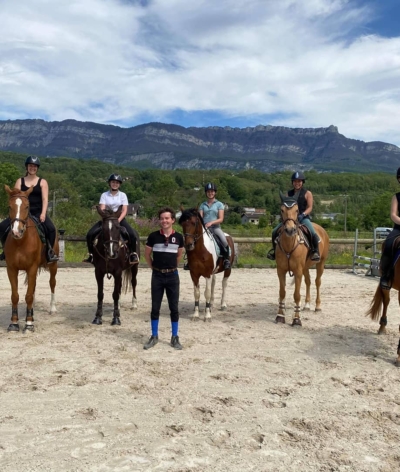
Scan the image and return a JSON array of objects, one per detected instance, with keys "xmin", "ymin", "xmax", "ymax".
[
  {"xmin": 122, "ymin": 267, "xmax": 132, "ymax": 294},
  {"xmin": 366, "ymin": 284, "xmax": 383, "ymax": 321}
]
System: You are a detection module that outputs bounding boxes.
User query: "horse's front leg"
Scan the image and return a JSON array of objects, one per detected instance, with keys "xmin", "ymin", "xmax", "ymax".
[
  {"xmin": 190, "ymin": 274, "xmax": 201, "ymax": 321},
  {"xmin": 24, "ymin": 267, "xmax": 38, "ymax": 332},
  {"xmin": 7, "ymin": 266, "xmax": 20, "ymax": 332},
  {"xmin": 111, "ymin": 274, "xmax": 122, "ymax": 326},
  {"xmin": 130, "ymin": 265, "xmax": 138, "ymax": 311},
  {"xmin": 314, "ymin": 262, "xmax": 325, "ymax": 312},
  {"xmin": 275, "ymin": 268, "xmax": 286, "ymax": 324},
  {"xmin": 210, "ymin": 274, "xmax": 216, "ymax": 308},
  {"xmin": 292, "ymin": 273, "xmax": 303, "ymax": 327},
  {"xmin": 49, "ymin": 262, "xmax": 57, "ymax": 314},
  {"xmin": 220, "ymin": 274, "xmax": 229, "ymax": 311},
  {"xmin": 92, "ymin": 269, "xmax": 104, "ymax": 325},
  {"xmin": 303, "ymin": 268, "xmax": 311, "ymax": 311},
  {"xmin": 204, "ymin": 277, "xmax": 212, "ymax": 322}
]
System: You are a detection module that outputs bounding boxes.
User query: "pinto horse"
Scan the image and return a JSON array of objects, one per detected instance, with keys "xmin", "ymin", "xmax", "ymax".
[
  {"xmin": 91, "ymin": 205, "xmax": 139, "ymax": 326},
  {"xmin": 275, "ymin": 192, "xmax": 329, "ymax": 326},
  {"xmin": 4, "ymin": 185, "xmax": 58, "ymax": 332},
  {"xmin": 179, "ymin": 208, "xmax": 235, "ymax": 321},
  {"xmin": 366, "ymin": 242, "xmax": 400, "ymax": 365}
]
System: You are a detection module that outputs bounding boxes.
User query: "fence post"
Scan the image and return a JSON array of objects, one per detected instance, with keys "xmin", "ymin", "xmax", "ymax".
[{"xmin": 58, "ymin": 229, "xmax": 66, "ymax": 262}]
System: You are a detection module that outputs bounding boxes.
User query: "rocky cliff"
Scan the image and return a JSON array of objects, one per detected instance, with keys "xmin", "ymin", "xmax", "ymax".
[{"xmin": 0, "ymin": 119, "xmax": 399, "ymax": 172}]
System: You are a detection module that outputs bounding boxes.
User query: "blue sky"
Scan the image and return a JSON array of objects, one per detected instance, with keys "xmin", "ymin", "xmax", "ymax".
[{"xmin": 1, "ymin": 0, "xmax": 400, "ymax": 145}]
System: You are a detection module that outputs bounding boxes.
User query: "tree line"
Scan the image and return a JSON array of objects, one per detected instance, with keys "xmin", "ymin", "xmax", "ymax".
[{"xmin": 0, "ymin": 150, "xmax": 396, "ymax": 235}]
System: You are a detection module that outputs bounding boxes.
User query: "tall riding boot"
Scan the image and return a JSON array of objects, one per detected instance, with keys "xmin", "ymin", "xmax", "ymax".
[
  {"xmin": 267, "ymin": 236, "xmax": 277, "ymax": 260},
  {"xmin": 0, "ymin": 232, "xmax": 7, "ymax": 260},
  {"xmin": 380, "ymin": 253, "xmax": 393, "ymax": 290},
  {"xmin": 311, "ymin": 233, "xmax": 321, "ymax": 262},
  {"xmin": 222, "ymin": 246, "xmax": 231, "ymax": 270},
  {"xmin": 129, "ymin": 242, "xmax": 139, "ymax": 265}
]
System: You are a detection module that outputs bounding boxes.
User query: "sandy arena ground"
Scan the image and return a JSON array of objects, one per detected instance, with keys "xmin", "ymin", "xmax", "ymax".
[{"xmin": 0, "ymin": 266, "xmax": 399, "ymax": 472}]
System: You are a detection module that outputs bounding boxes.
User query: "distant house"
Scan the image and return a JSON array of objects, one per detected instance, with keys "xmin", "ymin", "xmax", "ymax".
[
  {"xmin": 319, "ymin": 213, "xmax": 340, "ymax": 221},
  {"xmin": 241, "ymin": 208, "xmax": 266, "ymax": 225}
]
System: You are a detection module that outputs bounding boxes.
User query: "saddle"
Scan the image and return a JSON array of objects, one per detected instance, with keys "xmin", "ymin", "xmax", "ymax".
[
  {"xmin": 29, "ymin": 215, "xmax": 47, "ymax": 244},
  {"xmin": 209, "ymin": 230, "xmax": 230, "ymax": 258},
  {"xmin": 276, "ymin": 224, "xmax": 312, "ymax": 250}
]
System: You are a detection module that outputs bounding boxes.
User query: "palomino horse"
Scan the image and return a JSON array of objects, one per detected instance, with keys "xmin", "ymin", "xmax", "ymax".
[
  {"xmin": 275, "ymin": 192, "xmax": 329, "ymax": 326},
  {"xmin": 179, "ymin": 208, "xmax": 235, "ymax": 321},
  {"xmin": 91, "ymin": 205, "xmax": 139, "ymax": 326},
  {"xmin": 4, "ymin": 185, "xmax": 58, "ymax": 332},
  {"xmin": 366, "ymin": 243, "xmax": 400, "ymax": 365}
]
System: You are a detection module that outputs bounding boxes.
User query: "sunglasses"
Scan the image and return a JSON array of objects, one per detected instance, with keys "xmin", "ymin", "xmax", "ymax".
[{"xmin": 164, "ymin": 238, "xmax": 169, "ymax": 247}]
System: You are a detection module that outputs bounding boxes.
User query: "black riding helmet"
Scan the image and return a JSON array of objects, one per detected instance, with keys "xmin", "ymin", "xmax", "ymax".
[
  {"xmin": 25, "ymin": 155, "xmax": 41, "ymax": 167},
  {"xmin": 108, "ymin": 173, "xmax": 123, "ymax": 183},
  {"xmin": 204, "ymin": 182, "xmax": 217, "ymax": 193},
  {"xmin": 291, "ymin": 171, "xmax": 305, "ymax": 182}
]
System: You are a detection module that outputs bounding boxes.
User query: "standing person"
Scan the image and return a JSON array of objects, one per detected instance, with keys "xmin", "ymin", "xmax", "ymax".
[
  {"xmin": 184, "ymin": 182, "xmax": 231, "ymax": 270},
  {"xmin": 267, "ymin": 171, "xmax": 320, "ymax": 262},
  {"xmin": 83, "ymin": 174, "xmax": 139, "ymax": 264},
  {"xmin": 0, "ymin": 156, "xmax": 59, "ymax": 263},
  {"xmin": 144, "ymin": 207, "xmax": 184, "ymax": 350},
  {"xmin": 378, "ymin": 167, "xmax": 400, "ymax": 290}
]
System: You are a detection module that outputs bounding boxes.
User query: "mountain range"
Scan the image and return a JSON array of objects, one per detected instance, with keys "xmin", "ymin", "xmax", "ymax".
[{"xmin": 0, "ymin": 118, "xmax": 399, "ymax": 173}]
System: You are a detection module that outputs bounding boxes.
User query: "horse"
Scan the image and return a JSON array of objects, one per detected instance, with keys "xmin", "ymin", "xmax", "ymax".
[
  {"xmin": 274, "ymin": 192, "xmax": 329, "ymax": 326},
  {"xmin": 91, "ymin": 205, "xmax": 139, "ymax": 326},
  {"xmin": 178, "ymin": 208, "xmax": 235, "ymax": 321},
  {"xmin": 4, "ymin": 185, "xmax": 59, "ymax": 332},
  {"xmin": 366, "ymin": 243, "xmax": 400, "ymax": 366}
]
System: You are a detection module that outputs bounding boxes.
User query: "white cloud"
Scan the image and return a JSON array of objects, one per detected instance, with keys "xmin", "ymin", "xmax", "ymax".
[{"xmin": 1, "ymin": 0, "xmax": 400, "ymax": 145}]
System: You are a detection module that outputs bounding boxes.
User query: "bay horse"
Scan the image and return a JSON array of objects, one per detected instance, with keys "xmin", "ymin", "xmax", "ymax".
[
  {"xmin": 91, "ymin": 205, "xmax": 139, "ymax": 326},
  {"xmin": 275, "ymin": 192, "xmax": 329, "ymax": 326},
  {"xmin": 4, "ymin": 185, "xmax": 58, "ymax": 332},
  {"xmin": 366, "ymin": 243, "xmax": 400, "ymax": 365},
  {"xmin": 179, "ymin": 208, "xmax": 235, "ymax": 321}
]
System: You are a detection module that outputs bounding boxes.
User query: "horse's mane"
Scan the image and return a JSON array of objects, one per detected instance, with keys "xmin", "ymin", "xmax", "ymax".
[{"xmin": 179, "ymin": 208, "xmax": 206, "ymax": 228}]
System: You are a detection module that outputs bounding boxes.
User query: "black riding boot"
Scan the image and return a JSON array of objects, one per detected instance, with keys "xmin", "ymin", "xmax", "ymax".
[
  {"xmin": 129, "ymin": 242, "xmax": 139, "ymax": 265},
  {"xmin": 222, "ymin": 246, "xmax": 231, "ymax": 270},
  {"xmin": 310, "ymin": 233, "xmax": 320, "ymax": 262},
  {"xmin": 0, "ymin": 230, "xmax": 8, "ymax": 261},
  {"xmin": 46, "ymin": 240, "xmax": 59, "ymax": 263},
  {"xmin": 267, "ymin": 237, "xmax": 277, "ymax": 261},
  {"xmin": 380, "ymin": 253, "xmax": 393, "ymax": 290}
]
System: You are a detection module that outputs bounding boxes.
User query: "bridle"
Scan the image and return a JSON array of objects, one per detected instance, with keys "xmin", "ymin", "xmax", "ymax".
[
  {"xmin": 9, "ymin": 194, "xmax": 33, "ymax": 235},
  {"xmin": 278, "ymin": 201, "xmax": 302, "ymax": 275},
  {"xmin": 183, "ymin": 214, "xmax": 207, "ymax": 250}
]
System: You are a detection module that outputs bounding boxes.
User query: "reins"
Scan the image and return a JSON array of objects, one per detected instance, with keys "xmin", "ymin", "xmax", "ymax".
[
  {"xmin": 95, "ymin": 216, "xmax": 127, "ymax": 279},
  {"xmin": 278, "ymin": 217, "xmax": 302, "ymax": 277}
]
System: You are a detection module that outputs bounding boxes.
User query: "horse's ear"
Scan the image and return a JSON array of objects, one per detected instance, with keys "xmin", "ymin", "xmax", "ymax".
[
  {"xmin": 114, "ymin": 205, "xmax": 123, "ymax": 218},
  {"xmin": 180, "ymin": 204, "xmax": 184, "ymax": 211},
  {"xmin": 279, "ymin": 191, "xmax": 285, "ymax": 202},
  {"xmin": 96, "ymin": 205, "xmax": 106, "ymax": 219},
  {"xmin": 5, "ymin": 185, "xmax": 12, "ymax": 195},
  {"xmin": 24, "ymin": 186, "xmax": 34, "ymax": 197}
]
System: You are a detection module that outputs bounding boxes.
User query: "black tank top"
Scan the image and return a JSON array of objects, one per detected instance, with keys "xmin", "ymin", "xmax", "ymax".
[
  {"xmin": 21, "ymin": 178, "xmax": 42, "ymax": 216},
  {"xmin": 395, "ymin": 193, "xmax": 400, "ymax": 230},
  {"xmin": 288, "ymin": 187, "xmax": 308, "ymax": 215}
]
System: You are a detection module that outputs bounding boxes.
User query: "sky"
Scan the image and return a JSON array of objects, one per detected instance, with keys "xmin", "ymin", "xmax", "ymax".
[{"xmin": 1, "ymin": 0, "xmax": 400, "ymax": 145}]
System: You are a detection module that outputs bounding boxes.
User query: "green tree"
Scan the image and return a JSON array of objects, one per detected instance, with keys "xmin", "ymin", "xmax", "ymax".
[{"xmin": 0, "ymin": 163, "xmax": 20, "ymax": 216}]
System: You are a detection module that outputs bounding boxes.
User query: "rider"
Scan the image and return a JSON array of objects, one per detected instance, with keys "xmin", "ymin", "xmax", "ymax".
[
  {"xmin": 267, "ymin": 171, "xmax": 320, "ymax": 262},
  {"xmin": 378, "ymin": 167, "xmax": 400, "ymax": 290},
  {"xmin": 83, "ymin": 174, "xmax": 139, "ymax": 265},
  {"xmin": 185, "ymin": 182, "xmax": 231, "ymax": 270},
  {"xmin": 0, "ymin": 156, "xmax": 59, "ymax": 263}
]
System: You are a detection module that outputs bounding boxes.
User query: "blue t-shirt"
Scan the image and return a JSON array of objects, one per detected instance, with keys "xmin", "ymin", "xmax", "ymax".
[{"xmin": 199, "ymin": 199, "xmax": 224, "ymax": 225}]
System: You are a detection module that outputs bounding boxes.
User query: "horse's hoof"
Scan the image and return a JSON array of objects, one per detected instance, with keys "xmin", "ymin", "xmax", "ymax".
[
  {"xmin": 291, "ymin": 319, "xmax": 302, "ymax": 327},
  {"xmin": 111, "ymin": 317, "xmax": 121, "ymax": 326},
  {"xmin": 92, "ymin": 317, "xmax": 102, "ymax": 325},
  {"xmin": 7, "ymin": 323, "xmax": 20, "ymax": 332},
  {"xmin": 23, "ymin": 325, "xmax": 35, "ymax": 332},
  {"xmin": 302, "ymin": 307, "xmax": 310, "ymax": 312},
  {"xmin": 315, "ymin": 308, "xmax": 322, "ymax": 312},
  {"xmin": 191, "ymin": 317, "xmax": 199, "ymax": 322},
  {"xmin": 220, "ymin": 306, "xmax": 227, "ymax": 311},
  {"xmin": 275, "ymin": 315, "xmax": 285, "ymax": 324},
  {"xmin": 204, "ymin": 318, "xmax": 212, "ymax": 322}
]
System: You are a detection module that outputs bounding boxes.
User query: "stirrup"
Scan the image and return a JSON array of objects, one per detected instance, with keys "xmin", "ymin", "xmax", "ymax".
[
  {"xmin": 310, "ymin": 251, "xmax": 320, "ymax": 262},
  {"xmin": 47, "ymin": 250, "xmax": 59, "ymax": 263},
  {"xmin": 83, "ymin": 253, "xmax": 93, "ymax": 264},
  {"xmin": 129, "ymin": 252, "xmax": 139, "ymax": 265},
  {"xmin": 267, "ymin": 248, "xmax": 275, "ymax": 260},
  {"xmin": 223, "ymin": 259, "xmax": 231, "ymax": 269}
]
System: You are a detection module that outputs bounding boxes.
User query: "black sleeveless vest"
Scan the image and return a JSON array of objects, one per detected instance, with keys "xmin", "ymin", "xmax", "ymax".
[
  {"xmin": 21, "ymin": 178, "xmax": 42, "ymax": 216},
  {"xmin": 288, "ymin": 187, "xmax": 308, "ymax": 215}
]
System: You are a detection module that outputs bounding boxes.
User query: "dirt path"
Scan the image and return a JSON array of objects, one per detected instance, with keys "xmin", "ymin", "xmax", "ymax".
[{"xmin": 0, "ymin": 267, "xmax": 399, "ymax": 471}]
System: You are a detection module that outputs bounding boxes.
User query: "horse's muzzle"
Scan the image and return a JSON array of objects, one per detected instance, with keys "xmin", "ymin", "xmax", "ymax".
[
  {"xmin": 185, "ymin": 243, "xmax": 195, "ymax": 251},
  {"xmin": 284, "ymin": 227, "xmax": 297, "ymax": 237}
]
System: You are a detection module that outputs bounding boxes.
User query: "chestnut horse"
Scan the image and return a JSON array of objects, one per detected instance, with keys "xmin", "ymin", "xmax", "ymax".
[
  {"xmin": 366, "ymin": 243, "xmax": 400, "ymax": 365},
  {"xmin": 275, "ymin": 192, "xmax": 329, "ymax": 326},
  {"xmin": 179, "ymin": 208, "xmax": 235, "ymax": 321},
  {"xmin": 4, "ymin": 185, "xmax": 59, "ymax": 332},
  {"xmin": 91, "ymin": 205, "xmax": 139, "ymax": 326}
]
